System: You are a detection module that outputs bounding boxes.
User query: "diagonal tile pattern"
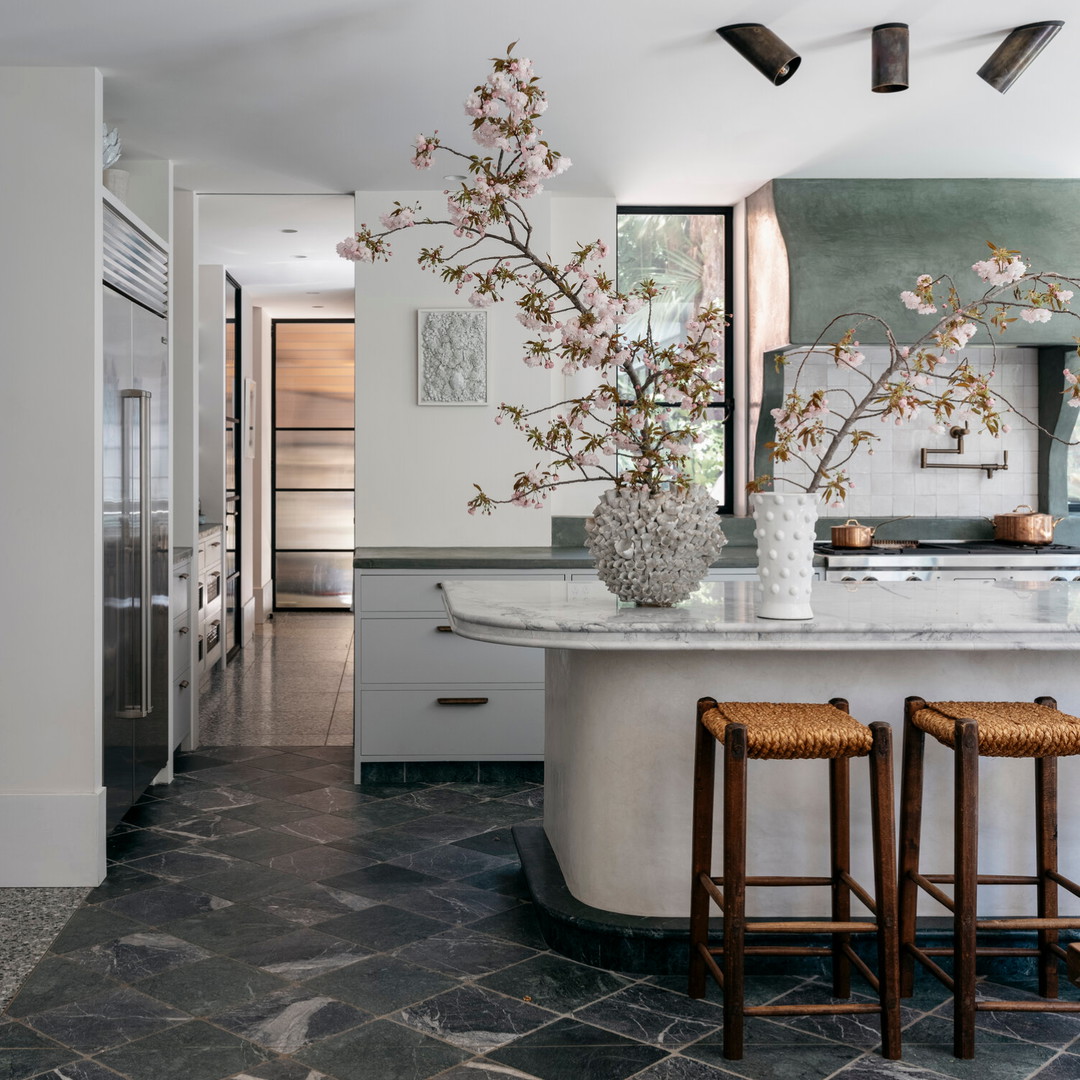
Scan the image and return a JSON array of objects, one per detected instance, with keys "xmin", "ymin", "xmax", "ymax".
[{"xmin": 3, "ymin": 613, "xmax": 1080, "ymax": 1079}]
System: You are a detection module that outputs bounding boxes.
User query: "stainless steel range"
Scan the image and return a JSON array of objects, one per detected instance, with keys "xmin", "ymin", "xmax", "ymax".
[{"xmin": 816, "ymin": 540, "xmax": 1080, "ymax": 582}]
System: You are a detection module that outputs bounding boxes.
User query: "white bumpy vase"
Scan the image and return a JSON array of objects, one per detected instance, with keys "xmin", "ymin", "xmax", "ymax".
[
  {"xmin": 751, "ymin": 491, "xmax": 818, "ymax": 620},
  {"xmin": 585, "ymin": 484, "xmax": 728, "ymax": 607}
]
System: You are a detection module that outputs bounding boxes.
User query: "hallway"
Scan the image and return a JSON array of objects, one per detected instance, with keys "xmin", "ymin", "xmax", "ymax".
[
  {"xmin": 3, "ymin": 616, "xmax": 1080, "ymax": 1079},
  {"xmin": 198, "ymin": 612, "xmax": 354, "ymax": 747}
]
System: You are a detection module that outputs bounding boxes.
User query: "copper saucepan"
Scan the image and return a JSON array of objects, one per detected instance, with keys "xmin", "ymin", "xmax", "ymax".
[
  {"xmin": 988, "ymin": 505, "xmax": 1065, "ymax": 545},
  {"xmin": 830, "ymin": 516, "xmax": 911, "ymax": 548}
]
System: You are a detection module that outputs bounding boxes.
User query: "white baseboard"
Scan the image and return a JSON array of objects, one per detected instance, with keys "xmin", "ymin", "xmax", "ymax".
[
  {"xmin": 254, "ymin": 579, "xmax": 273, "ymax": 623},
  {"xmin": 0, "ymin": 788, "xmax": 107, "ymax": 886},
  {"xmin": 242, "ymin": 596, "xmax": 257, "ymax": 646}
]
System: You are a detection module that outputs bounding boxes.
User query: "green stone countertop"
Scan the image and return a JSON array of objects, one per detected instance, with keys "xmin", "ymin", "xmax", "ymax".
[{"xmin": 353, "ymin": 545, "xmax": 761, "ymax": 570}]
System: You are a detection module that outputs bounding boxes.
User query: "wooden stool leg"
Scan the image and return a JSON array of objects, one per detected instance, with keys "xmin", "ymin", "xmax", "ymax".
[
  {"xmin": 689, "ymin": 697, "xmax": 718, "ymax": 999},
  {"xmin": 829, "ymin": 753, "xmax": 852, "ymax": 999},
  {"xmin": 868, "ymin": 721, "xmax": 902, "ymax": 1061},
  {"xmin": 1035, "ymin": 753, "xmax": 1060, "ymax": 1000},
  {"xmin": 898, "ymin": 696, "xmax": 927, "ymax": 998},
  {"xmin": 723, "ymin": 723, "xmax": 748, "ymax": 1061},
  {"xmin": 954, "ymin": 717, "xmax": 979, "ymax": 1060}
]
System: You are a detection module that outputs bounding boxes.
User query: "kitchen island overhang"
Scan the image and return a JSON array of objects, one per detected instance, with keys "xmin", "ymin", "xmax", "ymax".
[{"xmin": 441, "ymin": 578, "xmax": 1080, "ymax": 930}]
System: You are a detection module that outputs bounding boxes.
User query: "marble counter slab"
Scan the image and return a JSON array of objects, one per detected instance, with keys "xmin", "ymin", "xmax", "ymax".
[
  {"xmin": 442, "ymin": 578, "xmax": 1080, "ymax": 651},
  {"xmin": 354, "ymin": 545, "xmax": 760, "ymax": 570}
]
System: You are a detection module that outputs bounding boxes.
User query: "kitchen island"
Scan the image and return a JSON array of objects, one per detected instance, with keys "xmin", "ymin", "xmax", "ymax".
[{"xmin": 441, "ymin": 578, "xmax": 1080, "ymax": 949}]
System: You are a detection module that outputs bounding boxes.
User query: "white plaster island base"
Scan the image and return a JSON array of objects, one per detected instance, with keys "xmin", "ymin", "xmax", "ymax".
[{"xmin": 441, "ymin": 579, "xmax": 1080, "ymax": 921}]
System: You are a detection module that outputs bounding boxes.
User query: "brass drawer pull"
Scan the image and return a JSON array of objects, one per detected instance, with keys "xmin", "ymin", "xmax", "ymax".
[
  {"xmin": 178, "ymin": 572, "xmax": 189, "ymax": 580},
  {"xmin": 179, "ymin": 680, "xmax": 190, "ymax": 690},
  {"xmin": 178, "ymin": 626, "xmax": 189, "ymax": 635},
  {"xmin": 435, "ymin": 625, "xmax": 453, "ymax": 633},
  {"xmin": 437, "ymin": 697, "xmax": 489, "ymax": 706}
]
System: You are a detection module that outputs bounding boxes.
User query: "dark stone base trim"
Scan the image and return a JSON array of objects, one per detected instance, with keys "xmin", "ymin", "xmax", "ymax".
[
  {"xmin": 360, "ymin": 760, "xmax": 544, "ymax": 784},
  {"xmin": 513, "ymin": 823, "xmax": 1080, "ymax": 977}
]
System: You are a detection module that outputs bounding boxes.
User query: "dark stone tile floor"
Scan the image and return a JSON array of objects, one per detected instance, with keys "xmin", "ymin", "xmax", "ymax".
[
  {"xmin": 5, "ymin": 745, "xmax": 1080, "ymax": 1078},
  {"xmin": 4, "ymin": 615, "xmax": 1080, "ymax": 1079}
]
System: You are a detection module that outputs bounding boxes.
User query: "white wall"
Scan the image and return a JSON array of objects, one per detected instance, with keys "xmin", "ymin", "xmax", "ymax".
[
  {"xmin": 354, "ymin": 190, "xmax": 560, "ymax": 547},
  {"xmin": 0, "ymin": 67, "xmax": 106, "ymax": 884},
  {"xmin": 773, "ymin": 345, "xmax": 1038, "ymax": 517},
  {"xmin": 172, "ymin": 191, "xmax": 200, "ymax": 549}
]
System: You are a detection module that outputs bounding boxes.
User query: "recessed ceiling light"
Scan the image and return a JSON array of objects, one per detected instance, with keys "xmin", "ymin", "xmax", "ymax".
[
  {"xmin": 443, "ymin": 174, "xmax": 467, "ymax": 182},
  {"xmin": 306, "ymin": 291, "xmax": 321, "ymax": 295},
  {"xmin": 281, "ymin": 228, "xmax": 298, "ymax": 233},
  {"xmin": 294, "ymin": 255, "xmax": 308, "ymax": 259},
  {"xmin": 313, "ymin": 305, "xmax": 324, "ymax": 309}
]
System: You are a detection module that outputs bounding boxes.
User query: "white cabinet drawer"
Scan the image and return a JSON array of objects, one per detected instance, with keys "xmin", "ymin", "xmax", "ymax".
[
  {"xmin": 173, "ymin": 673, "xmax": 193, "ymax": 747},
  {"xmin": 172, "ymin": 618, "xmax": 193, "ymax": 675},
  {"xmin": 360, "ymin": 689, "xmax": 544, "ymax": 757},
  {"xmin": 361, "ymin": 618, "xmax": 543, "ymax": 685},
  {"xmin": 360, "ymin": 572, "xmax": 564, "ymax": 613},
  {"xmin": 171, "ymin": 563, "xmax": 192, "ymax": 614}
]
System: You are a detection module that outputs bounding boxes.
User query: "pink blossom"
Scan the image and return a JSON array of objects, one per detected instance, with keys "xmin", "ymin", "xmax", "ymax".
[
  {"xmin": 336, "ymin": 236, "xmax": 373, "ymax": 262},
  {"xmin": 1020, "ymin": 307, "xmax": 1051, "ymax": 323}
]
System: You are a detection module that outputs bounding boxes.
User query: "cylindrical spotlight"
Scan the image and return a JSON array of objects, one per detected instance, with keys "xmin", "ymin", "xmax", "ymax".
[
  {"xmin": 717, "ymin": 23, "xmax": 801, "ymax": 86},
  {"xmin": 977, "ymin": 21, "xmax": 1064, "ymax": 93},
  {"xmin": 872, "ymin": 22, "xmax": 909, "ymax": 93}
]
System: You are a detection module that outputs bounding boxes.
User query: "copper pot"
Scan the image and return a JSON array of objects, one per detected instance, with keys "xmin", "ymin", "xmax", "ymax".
[
  {"xmin": 988, "ymin": 505, "xmax": 1065, "ymax": 544},
  {"xmin": 830, "ymin": 516, "xmax": 909, "ymax": 548}
]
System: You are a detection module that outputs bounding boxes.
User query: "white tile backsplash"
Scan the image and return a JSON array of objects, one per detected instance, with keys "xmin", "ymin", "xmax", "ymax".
[{"xmin": 773, "ymin": 345, "xmax": 1038, "ymax": 516}]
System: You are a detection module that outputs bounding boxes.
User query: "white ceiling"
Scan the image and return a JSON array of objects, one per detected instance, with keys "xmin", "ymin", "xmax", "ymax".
[{"xmin": 7, "ymin": 1, "xmax": 1077, "ymax": 309}]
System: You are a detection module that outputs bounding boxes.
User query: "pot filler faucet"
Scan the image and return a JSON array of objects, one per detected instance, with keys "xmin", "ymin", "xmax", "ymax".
[{"xmin": 920, "ymin": 425, "xmax": 1008, "ymax": 479}]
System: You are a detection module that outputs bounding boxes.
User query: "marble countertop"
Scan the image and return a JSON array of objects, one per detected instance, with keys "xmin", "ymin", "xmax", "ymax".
[
  {"xmin": 354, "ymin": 545, "xmax": 759, "ymax": 569},
  {"xmin": 441, "ymin": 578, "xmax": 1080, "ymax": 652}
]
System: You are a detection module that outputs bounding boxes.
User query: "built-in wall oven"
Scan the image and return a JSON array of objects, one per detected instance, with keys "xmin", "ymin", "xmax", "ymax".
[{"xmin": 817, "ymin": 540, "xmax": 1080, "ymax": 583}]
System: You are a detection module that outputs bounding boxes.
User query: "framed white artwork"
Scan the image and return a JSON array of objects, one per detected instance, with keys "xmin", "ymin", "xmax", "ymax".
[{"xmin": 417, "ymin": 308, "xmax": 488, "ymax": 405}]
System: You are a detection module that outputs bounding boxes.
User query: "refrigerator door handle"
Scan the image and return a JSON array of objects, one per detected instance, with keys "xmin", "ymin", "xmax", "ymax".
[{"xmin": 119, "ymin": 388, "xmax": 153, "ymax": 719}]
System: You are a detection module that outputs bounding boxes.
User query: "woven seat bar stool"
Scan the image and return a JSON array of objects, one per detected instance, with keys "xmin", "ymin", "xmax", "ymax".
[
  {"xmin": 688, "ymin": 698, "xmax": 901, "ymax": 1061},
  {"xmin": 898, "ymin": 696, "xmax": 1080, "ymax": 1059}
]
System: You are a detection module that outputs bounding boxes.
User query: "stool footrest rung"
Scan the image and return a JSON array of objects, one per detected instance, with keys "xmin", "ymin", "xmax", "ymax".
[
  {"xmin": 1048, "ymin": 870, "xmax": 1080, "ymax": 900},
  {"xmin": 695, "ymin": 941, "xmax": 724, "ymax": 988},
  {"xmin": 748, "ymin": 920, "xmax": 879, "ymax": 934},
  {"xmin": 743, "ymin": 876, "xmax": 835, "ymax": 887},
  {"xmin": 705, "ymin": 945, "xmax": 836, "ymax": 958},
  {"xmin": 921, "ymin": 946, "xmax": 1040, "ymax": 958},
  {"xmin": 698, "ymin": 872, "xmax": 724, "ymax": 907},
  {"xmin": 843, "ymin": 942, "xmax": 880, "ymax": 992},
  {"xmin": 904, "ymin": 941, "xmax": 955, "ymax": 992},
  {"xmin": 977, "ymin": 917, "xmax": 1080, "ymax": 931},
  {"xmin": 910, "ymin": 871, "xmax": 955, "ymax": 912},
  {"xmin": 924, "ymin": 874, "xmax": 1039, "ymax": 885},
  {"xmin": 975, "ymin": 1000, "xmax": 1080, "ymax": 1013},
  {"xmin": 746, "ymin": 1002, "xmax": 882, "ymax": 1017},
  {"xmin": 840, "ymin": 871, "xmax": 878, "ymax": 915}
]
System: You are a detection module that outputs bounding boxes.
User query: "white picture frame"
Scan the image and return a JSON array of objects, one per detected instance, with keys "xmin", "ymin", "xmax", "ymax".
[{"xmin": 417, "ymin": 308, "xmax": 488, "ymax": 406}]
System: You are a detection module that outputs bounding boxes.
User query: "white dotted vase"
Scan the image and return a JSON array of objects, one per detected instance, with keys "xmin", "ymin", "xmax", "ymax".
[
  {"xmin": 585, "ymin": 484, "xmax": 728, "ymax": 607},
  {"xmin": 752, "ymin": 491, "xmax": 818, "ymax": 620}
]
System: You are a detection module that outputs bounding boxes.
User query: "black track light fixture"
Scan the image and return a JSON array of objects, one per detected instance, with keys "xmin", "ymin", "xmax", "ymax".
[
  {"xmin": 871, "ymin": 22, "xmax": 909, "ymax": 93},
  {"xmin": 977, "ymin": 21, "xmax": 1064, "ymax": 93},
  {"xmin": 716, "ymin": 23, "xmax": 801, "ymax": 86}
]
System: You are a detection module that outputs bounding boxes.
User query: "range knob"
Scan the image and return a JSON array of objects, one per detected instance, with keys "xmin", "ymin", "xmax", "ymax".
[
  {"xmin": 906, "ymin": 574, "xmax": 921, "ymax": 582},
  {"xmin": 863, "ymin": 575, "xmax": 879, "ymax": 582},
  {"xmin": 841, "ymin": 576, "xmax": 857, "ymax": 582},
  {"xmin": 1051, "ymin": 576, "xmax": 1067, "ymax": 582}
]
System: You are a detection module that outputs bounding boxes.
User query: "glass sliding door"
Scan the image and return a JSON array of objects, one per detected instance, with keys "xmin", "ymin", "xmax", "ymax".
[
  {"xmin": 224, "ymin": 274, "xmax": 241, "ymax": 657},
  {"xmin": 273, "ymin": 319, "xmax": 355, "ymax": 608}
]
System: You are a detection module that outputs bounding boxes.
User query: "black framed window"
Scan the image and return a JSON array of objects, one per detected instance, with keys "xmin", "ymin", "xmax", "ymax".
[
  {"xmin": 1069, "ymin": 434, "xmax": 1080, "ymax": 512},
  {"xmin": 616, "ymin": 206, "xmax": 733, "ymax": 513},
  {"xmin": 272, "ymin": 319, "xmax": 355, "ymax": 609}
]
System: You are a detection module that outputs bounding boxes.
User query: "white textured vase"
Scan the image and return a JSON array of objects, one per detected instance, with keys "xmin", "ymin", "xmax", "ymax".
[
  {"xmin": 584, "ymin": 484, "xmax": 728, "ymax": 607},
  {"xmin": 752, "ymin": 491, "xmax": 818, "ymax": 620}
]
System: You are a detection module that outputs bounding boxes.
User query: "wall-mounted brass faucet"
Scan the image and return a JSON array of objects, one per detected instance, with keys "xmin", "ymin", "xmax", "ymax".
[{"xmin": 919, "ymin": 425, "xmax": 1008, "ymax": 479}]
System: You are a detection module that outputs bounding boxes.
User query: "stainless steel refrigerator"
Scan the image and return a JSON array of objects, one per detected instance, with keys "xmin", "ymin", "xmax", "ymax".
[{"xmin": 102, "ymin": 205, "xmax": 170, "ymax": 829}]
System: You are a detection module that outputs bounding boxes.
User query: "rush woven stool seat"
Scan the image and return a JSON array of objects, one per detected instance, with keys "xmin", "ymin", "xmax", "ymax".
[
  {"xmin": 688, "ymin": 698, "xmax": 901, "ymax": 1061},
  {"xmin": 898, "ymin": 696, "xmax": 1080, "ymax": 1059}
]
